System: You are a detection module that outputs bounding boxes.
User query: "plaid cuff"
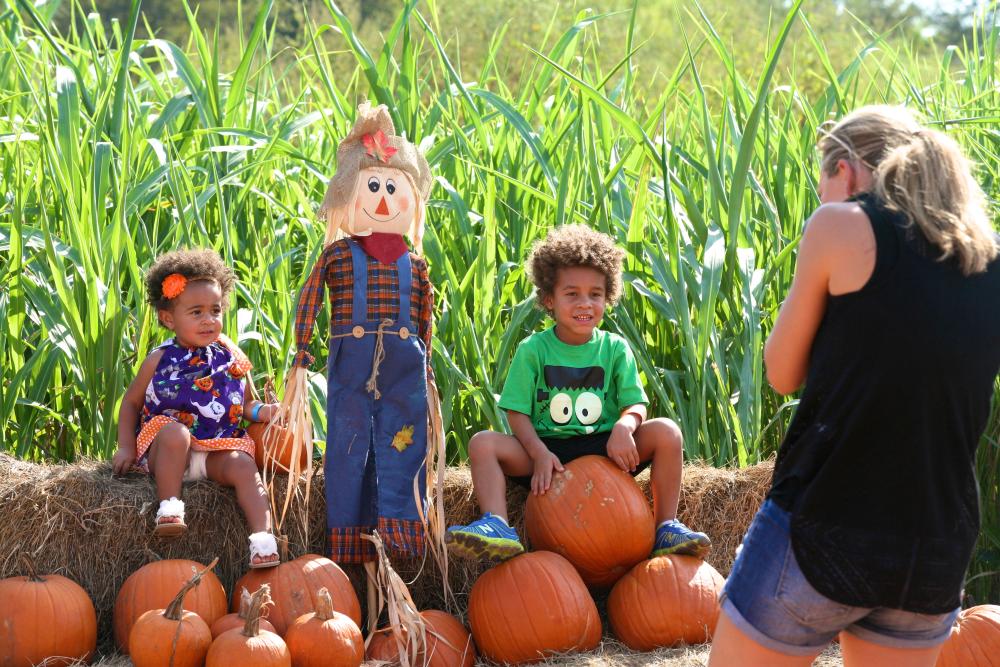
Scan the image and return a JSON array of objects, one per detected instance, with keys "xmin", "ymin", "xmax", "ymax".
[
  {"xmin": 329, "ymin": 526, "xmax": 376, "ymax": 564},
  {"xmin": 292, "ymin": 348, "xmax": 315, "ymax": 369}
]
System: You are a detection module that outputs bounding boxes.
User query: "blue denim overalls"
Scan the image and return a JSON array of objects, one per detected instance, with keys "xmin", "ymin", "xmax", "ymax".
[{"xmin": 325, "ymin": 240, "xmax": 428, "ymax": 563}]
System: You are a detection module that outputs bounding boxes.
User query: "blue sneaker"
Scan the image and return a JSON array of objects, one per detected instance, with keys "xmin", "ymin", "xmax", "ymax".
[
  {"xmin": 445, "ymin": 512, "xmax": 525, "ymax": 561},
  {"xmin": 653, "ymin": 520, "xmax": 712, "ymax": 559}
]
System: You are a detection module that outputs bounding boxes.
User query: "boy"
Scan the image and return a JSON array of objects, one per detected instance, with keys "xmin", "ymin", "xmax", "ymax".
[{"xmin": 445, "ymin": 224, "xmax": 711, "ymax": 560}]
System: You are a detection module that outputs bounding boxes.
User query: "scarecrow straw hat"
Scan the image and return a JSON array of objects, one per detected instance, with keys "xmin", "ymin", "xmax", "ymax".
[{"xmin": 319, "ymin": 102, "xmax": 432, "ymax": 221}]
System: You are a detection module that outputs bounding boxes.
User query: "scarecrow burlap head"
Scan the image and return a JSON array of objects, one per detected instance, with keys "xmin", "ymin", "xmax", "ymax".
[{"xmin": 319, "ymin": 102, "xmax": 432, "ymax": 246}]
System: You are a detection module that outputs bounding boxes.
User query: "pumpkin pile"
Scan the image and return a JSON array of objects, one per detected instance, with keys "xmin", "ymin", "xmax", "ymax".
[{"xmin": 128, "ymin": 558, "xmax": 219, "ymax": 667}]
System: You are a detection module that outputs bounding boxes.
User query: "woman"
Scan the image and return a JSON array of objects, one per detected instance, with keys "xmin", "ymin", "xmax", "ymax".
[{"xmin": 709, "ymin": 106, "xmax": 1000, "ymax": 666}]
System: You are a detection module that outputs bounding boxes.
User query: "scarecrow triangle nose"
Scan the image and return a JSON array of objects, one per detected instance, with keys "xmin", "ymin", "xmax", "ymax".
[{"xmin": 375, "ymin": 197, "xmax": 390, "ymax": 216}]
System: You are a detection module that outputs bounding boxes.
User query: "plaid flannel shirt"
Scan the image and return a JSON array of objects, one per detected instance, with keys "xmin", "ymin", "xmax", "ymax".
[{"xmin": 293, "ymin": 239, "xmax": 434, "ymax": 369}]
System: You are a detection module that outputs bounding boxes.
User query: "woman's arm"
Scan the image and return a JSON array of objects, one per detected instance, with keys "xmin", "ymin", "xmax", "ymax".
[{"xmin": 764, "ymin": 208, "xmax": 837, "ymax": 395}]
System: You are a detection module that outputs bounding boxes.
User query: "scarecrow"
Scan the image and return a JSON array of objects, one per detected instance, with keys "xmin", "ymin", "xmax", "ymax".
[{"xmin": 282, "ymin": 102, "xmax": 436, "ymax": 564}]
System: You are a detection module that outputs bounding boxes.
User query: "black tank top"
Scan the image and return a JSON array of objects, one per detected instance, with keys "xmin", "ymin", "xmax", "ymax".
[{"xmin": 768, "ymin": 193, "xmax": 1000, "ymax": 613}]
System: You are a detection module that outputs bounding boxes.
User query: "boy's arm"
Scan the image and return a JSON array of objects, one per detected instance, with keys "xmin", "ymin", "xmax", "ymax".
[
  {"xmin": 506, "ymin": 410, "xmax": 551, "ymax": 461},
  {"xmin": 113, "ymin": 350, "xmax": 164, "ymax": 475},
  {"xmin": 616, "ymin": 403, "xmax": 647, "ymax": 431},
  {"xmin": 508, "ymin": 410, "xmax": 564, "ymax": 495}
]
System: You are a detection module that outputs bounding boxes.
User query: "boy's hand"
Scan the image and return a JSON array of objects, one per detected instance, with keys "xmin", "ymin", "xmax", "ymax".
[
  {"xmin": 607, "ymin": 422, "xmax": 640, "ymax": 472},
  {"xmin": 531, "ymin": 449, "xmax": 565, "ymax": 496},
  {"xmin": 111, "ymin": 446, "xmax": 136, "ymax": 476}
]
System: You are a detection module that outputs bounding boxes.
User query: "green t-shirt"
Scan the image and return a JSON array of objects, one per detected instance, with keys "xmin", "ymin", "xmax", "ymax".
[{"xmin": 498, "ymin": 327, "xmax": 648, "ymax": 439}]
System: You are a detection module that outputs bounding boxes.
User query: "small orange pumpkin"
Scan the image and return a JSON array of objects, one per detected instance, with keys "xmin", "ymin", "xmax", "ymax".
[
  {"xmin": 232, "ymin": 554, "xmax": 361, "ymax": 636},
  {"xmin": 285, "ymin": 588, "xmax": 363, "ymax": 667},
  {"xmin": 249, "ymin": 421, "xmax": 309, "ymax": 474},
  {"xmin": 608, "ymin": 555, "xmax": 725, "ymax": 650},
  {"xmin": 0, "ymin": 557, "xmax": 97, "ymax": 667},
  {"xmin": 207, "ymin": 585, "xmax": 290, "ymax": 666},
  {"xmin": 935, "ymin": 604, "xmax": 1000, "ymax": 667},
  {"xmin": 468, "ymin": 551, "xmax": 600, "ymax": 664},
  {"xmin": 114, "ymin": 558, "xmax": 227, "ymax": 652},
  {"xmin": 365, "ymin": 610, "xmax": 476, "ymax": 667},
  {"xmin": 211, "ymin": 587, "xmax": 277, "ymax": 639},
  {"xmin": 129, "ymin": 558, "xmax": 217, "ymax": 667},
  {"xmin": 525, "ymin": 455, "xmax": 654, "ymax": 587}
]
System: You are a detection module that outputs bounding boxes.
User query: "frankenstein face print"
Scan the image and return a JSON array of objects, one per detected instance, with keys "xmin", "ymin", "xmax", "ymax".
[{"xmin": 537, "ymin": 365, "xmax": 606, "ymax": 434}]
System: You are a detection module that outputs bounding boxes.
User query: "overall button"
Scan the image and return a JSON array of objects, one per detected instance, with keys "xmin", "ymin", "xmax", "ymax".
[
  {"xmin": 352, "ymin": 325, "xmax": 365, "ymax": 338},
  {"xmin": 398, "ymin": 326, "xmax": 410, "ymax": 340}
]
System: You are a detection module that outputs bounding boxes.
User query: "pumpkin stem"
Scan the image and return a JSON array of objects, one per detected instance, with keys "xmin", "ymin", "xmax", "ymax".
[
  {"xmin": 237, "ymin": 587, "xmax": 252, "ymax": 619},
  {"xmin": 315, "ymin": 587, "xmax": 334, "ymax": 621},
  {"xmin": 278, "ymin": 534, "xmax": 290, "ymax": 562},
  {"xmin": 164, "ymin": 557, "xmax": 220, "ymax": 621},
  {"xmin": 19, "ymin": 554, "xmax": 43, "ymax": 582},
  {"xmin": 243, "ymin": 584, "xmax": 273, "ymax": 637}
]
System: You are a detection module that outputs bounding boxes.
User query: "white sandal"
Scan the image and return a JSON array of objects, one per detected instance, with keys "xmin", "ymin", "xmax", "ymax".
[
  {"xmin": 154, "ymin": 497, "xmax": 187, "ymax": 537},
  {"xmin": 248, "ymin": 531, "xmax": 280, "ymax": 569}
]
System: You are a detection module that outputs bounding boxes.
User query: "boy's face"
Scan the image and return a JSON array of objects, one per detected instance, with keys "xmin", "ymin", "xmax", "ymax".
[
  {"xmin": 542, "ymin": 266, "xmax": 607, "ymax": 345},
  {"xmin": 158, "ymin": 280, "xmax": 224, "ymax": 348}
]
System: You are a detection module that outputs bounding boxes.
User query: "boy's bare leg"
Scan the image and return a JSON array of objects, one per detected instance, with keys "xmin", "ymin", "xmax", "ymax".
[
  {"xmin": 467, "ymin": 430, "xmax": 534, "ymax": 522},
  {"xmin": 633, "ymin": 417, "xmax": 684, "ymax": 524}
]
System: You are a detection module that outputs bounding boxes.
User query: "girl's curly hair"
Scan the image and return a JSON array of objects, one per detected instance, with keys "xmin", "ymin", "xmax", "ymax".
[
  {"xmin": 145, "ymin": 248, "xmax": 236, "ymax": 311},
  {"xmin": 527, "ymin": 224, "xmax": 625, "ymax": 310}
]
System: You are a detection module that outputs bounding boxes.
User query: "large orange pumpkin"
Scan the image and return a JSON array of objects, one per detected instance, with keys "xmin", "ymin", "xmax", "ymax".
[
  {"xmin": 285, "ymin": 587, "xmax": 363, "ymax": 667},
  {"xmin": 936, "ymin": 605, "xmax": 1000, "ymax": 667},
  {"xmin": 525, "ymin": 455, "xmax": 654, "ymax": 587},
  {"xmin": 212, "ymin": 587, "xmax": 277, "ymax": 639},
  {"xmin": 208, "ymin": 585, "xmax": 290, "ymax": 666},
  {"xmin": 129, "ymin": 559, "xmax": 216, "ymax": 667},
  {"xmin": 249, "ymin": 421, "xmax": 309, "ymax": 474},
  {"xmin": 608, "ymin": 554, "xmax": 724, "ymax": 650},
  {"xmin": 365, "ymin": 610, "xmax": 476, "ymax": 667},
  {"xmin": 468, "ymin": 551, "xmax": 601, "ymax": 664},
  {"xmin": 114, "ymin": 558, "xmax": 227, "ymax": 652},
  {"xmin": 232, "ymin": 554, "xmax": 361, "ymax": 636},
  {"xmin": 0, "ymin": 558, "xmax": 97, "ymax": 667}
]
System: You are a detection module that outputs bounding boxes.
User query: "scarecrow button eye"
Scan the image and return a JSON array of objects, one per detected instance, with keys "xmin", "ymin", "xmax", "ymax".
[
  {"xmin": 386, "ymin": 179, "xmax": 396, "ymax": 195},
  {"xmin": 368, "ymin": 177, "xmax": 380, "ymax": 193}
]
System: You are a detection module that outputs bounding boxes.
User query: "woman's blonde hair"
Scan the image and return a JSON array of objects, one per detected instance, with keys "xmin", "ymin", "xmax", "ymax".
[{"xmin": 819, "ymin": 105, "xmax": 997, "ymax": 275}]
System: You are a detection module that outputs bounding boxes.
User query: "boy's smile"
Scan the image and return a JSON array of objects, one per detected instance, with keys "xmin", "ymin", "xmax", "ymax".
[{"xmin": 543, "ymin": 266, "xmax": 608, "ymax": 345}]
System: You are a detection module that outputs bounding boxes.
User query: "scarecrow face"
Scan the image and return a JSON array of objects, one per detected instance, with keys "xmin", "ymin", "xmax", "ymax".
[{"xmin": 352, "ymin": 166, "xmax": 417, "ymax": 237}]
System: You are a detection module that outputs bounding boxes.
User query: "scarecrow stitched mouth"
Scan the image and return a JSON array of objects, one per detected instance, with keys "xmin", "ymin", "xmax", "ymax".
[{"xmin": 363, "ymin": 208, "xmax": 401, "ymax": 222}]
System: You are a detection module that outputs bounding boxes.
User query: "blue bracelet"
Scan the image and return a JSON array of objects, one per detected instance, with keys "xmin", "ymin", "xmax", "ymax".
[{"xmin": 251, "ymin": 403, "xmax": 264, "ymax": 422}]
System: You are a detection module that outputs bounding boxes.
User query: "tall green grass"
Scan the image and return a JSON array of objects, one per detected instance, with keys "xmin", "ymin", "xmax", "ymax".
[{"xmin": 1, "ymin": 0, "xmax": 997, "ymax": 601}]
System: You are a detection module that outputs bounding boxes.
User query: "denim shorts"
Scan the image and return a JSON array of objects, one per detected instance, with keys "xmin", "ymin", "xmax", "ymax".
[{"xmin": 720, "ymin": 499, "xmax": 959, "ymax": 656}]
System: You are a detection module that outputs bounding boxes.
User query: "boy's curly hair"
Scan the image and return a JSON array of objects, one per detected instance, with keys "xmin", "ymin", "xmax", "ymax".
[
  {"xmin": 527, "ymin": 224, "xmax": 625, "ymax": 310},
  {"xmin": 145, "ymin": 248, "xmax": 236, "ymax": 311}
]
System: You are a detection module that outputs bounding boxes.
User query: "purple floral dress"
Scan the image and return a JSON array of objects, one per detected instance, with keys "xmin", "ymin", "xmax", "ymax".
[{"xmin": 135, "ymin": 334, "xmax": 254, "ymax": 465}]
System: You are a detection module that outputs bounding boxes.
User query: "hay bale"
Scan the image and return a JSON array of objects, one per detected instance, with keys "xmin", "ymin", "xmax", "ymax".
[{"xmin": 0, "ymin": 455, "xmax": 772, "ymax": 655}]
